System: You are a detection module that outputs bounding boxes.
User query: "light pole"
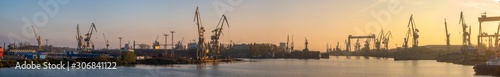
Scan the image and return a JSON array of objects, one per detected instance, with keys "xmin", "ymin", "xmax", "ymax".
[
  {"xmin": 119, "ymin": 37, "xmax": 123, "ymax": 49},
  {"xmin": 170, "ymin": 31, "xmax": 175, "ymax": 57},
  {"xmin": 45, "ymin": 39, "xmax": 48, "ymax": 46},
  {"xmin": 163, "ymin": 34, "xmax": 169, "ymax": 50}
]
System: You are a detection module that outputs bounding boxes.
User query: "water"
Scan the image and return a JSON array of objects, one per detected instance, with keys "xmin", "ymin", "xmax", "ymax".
[{"xmin": 0, "ymin": 56, "xmax": 492, "ymax": 77}]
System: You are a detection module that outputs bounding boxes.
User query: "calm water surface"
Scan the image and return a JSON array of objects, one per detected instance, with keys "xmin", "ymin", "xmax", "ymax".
[{"xmin": 0, "ymin": 56, "xmax": 493, "ymax": 77}]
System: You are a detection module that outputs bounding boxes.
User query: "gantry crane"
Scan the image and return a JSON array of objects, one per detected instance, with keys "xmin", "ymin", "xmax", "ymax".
[
  {"xmin": 347, "ymin": 34, "xmax": 375, "ymax": 52},
  {"xmin": 31, "ymin": 25, "xmax": 42, "ymax": 51},
  {"xmin": 194, "ymin": 7, "xmax": 207, "ymax": 60},
  {"xmin": 408, "ymin": 14, "xmax": 420, "ymax": 48},
  {"xmin": 103, "ymin": 33, "xmax": 109, "ymax": 50},
  {"xmin": 477, "ymin": 12, "xmax": 500, "ymax": 48},
  {"xmin": 209, "ymin": 15, "xmax": 229, "ymax": 59}
]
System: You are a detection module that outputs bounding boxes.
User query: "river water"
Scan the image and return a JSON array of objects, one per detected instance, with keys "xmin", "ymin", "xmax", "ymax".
[{"xmin": 0, "ymin": 56, "xmax": 493, "ymax": 77}]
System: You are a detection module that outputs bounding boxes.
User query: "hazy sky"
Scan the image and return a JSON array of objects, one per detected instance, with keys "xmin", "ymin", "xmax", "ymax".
[{"xmin": 1, "ymin": 0, "xmax": 500, "ymax": 52}]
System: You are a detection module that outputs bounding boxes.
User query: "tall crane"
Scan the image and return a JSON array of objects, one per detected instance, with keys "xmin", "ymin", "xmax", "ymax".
[
  {"xmin": 76, "ymin": 24, "xmax": 83, "ymax": 50},
  {"xmin": 84, "ymin": 23, "xmax": 97, "ymax": 51},
  {"xmin": 403, "ymin": 28, "xmax": 411, "ymax": 49},
  {"xmin": 459, "ymin": 11, "xmax": 472, "ymax": 47},
  {"xmin": 408, "ymin": 14, "xmax": 419, "ymax": 48},
  {"xmin": 31, "ymin": 25, "xmax": 42, "ymax": 51},
  {"xmin": 210, "ymin": 15, "xmax": 230, "ymax": 59},
  {"xmin": 103, "ymin": 33, "xmax": 109, "ymax": 50},
  {"xmin": 374, "ymin": 29, "xmax": 384, "ymax": 51},
  {"xmin": 375, "ymin": 29, "xmax": 391, "ymax": 51},
  {"xmin": 444, "ymin": 19, "xmax": 451, "ymax": 51},
  {"xmin": 381, "ymin": 31, "xmax": 392, "ymax": 50},
  {"xmin": 194, "ymin": 7, "xmax": 207, "ymax": 60}
]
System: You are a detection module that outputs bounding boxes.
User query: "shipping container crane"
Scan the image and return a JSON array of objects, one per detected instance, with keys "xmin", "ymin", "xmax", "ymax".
[{"xmin": 31, "ymin": 25, "xmax": 42, "ymax": 51}]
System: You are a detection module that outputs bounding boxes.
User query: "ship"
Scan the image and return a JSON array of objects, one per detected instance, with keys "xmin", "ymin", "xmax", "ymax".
[{"xmin": 474, "ymin": 55, "xmax": 500, "ymax": 75}]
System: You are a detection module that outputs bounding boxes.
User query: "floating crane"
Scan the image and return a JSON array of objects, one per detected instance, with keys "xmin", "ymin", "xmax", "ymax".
[
  {"xmin": 444, "ymin": 19, "xmax": 451, "ymax": 51},
  {"xmin": 209, "ymin": 14, "xmax": 230, "ymax": 59},
  {"xmin": 408, "ymin": 14, "xmax": 419, "ymax": 48},
  {"xmin": 194, "ymin": 7, "xmax": 207, "ymax": 60},
  {"xmin": 103, "ymin": 33, "xmax": 109, "ymax": 50},
  {"xmin": 31, "ymin": 25, "xmax": 42, "ymax": 51}
]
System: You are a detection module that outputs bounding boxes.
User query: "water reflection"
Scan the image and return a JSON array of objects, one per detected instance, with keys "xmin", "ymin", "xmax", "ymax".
[{"xmin": 0, "ymin": 56, "xmax": 477, "ymax": 77}]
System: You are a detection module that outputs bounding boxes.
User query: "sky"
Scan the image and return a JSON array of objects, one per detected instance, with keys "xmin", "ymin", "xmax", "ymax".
[{"xmin": 1, "ymin": 0, "xmax": 500, "ymax": 52}]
